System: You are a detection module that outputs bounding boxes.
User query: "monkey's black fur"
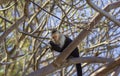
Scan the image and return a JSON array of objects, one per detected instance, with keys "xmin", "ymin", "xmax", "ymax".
[
  {"xmin": 51, "ymin": 29, "xmax": 58, "ymax": 34},
  {"xmin": 50, "ymin": 36, "xmax": 82, "ymax": 76}
]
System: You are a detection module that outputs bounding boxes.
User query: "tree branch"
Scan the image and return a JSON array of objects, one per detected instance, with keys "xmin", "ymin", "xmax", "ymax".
[
  {"xmin": 111, "ymin": 66, "xmax": 120, "ymax": 76},
  {"xmin": 90, "ymin": 56, "xmax": 120, "ymax": 76},
  {"xmin": 68, "ymin": 57, "xmax": 113, "ymax": 64},
  {"xmin": 27, "ymin": 57, "xmax": 113, "ymax": 76},
  {"xmin": 0, "ymin": 15, "xmax": 13, "ymax": 24},
  {"xmin": 0, "ymin": 15, "xmax": 26, "ymax": 43},
  {"xmin": 86, "ymin": 0, "xmax": 120, "ymax": 27}
]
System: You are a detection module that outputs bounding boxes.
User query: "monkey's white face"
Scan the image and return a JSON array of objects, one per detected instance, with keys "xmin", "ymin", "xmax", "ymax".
[
  {"xmin": 52, "ymin": 32, "xmax": 60, "ymax": 43},
  {"xmin": 51, "ymin": 31, "xmax": 65, "ymax": 47}
]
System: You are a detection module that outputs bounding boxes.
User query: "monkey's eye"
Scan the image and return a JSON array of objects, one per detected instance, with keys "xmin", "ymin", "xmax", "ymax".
[
  {"xmin": 52, "ymin": 36, "xmax": 56, "ymax": 39},
  {"xmin": 52, "ymin": 35, "xmax": 57, "ymax": 40}
]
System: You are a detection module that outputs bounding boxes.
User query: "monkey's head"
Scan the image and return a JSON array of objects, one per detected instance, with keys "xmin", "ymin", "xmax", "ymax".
[{"xmin": 51, "ymin": 29, "xmax": 60, "ymax": 42}]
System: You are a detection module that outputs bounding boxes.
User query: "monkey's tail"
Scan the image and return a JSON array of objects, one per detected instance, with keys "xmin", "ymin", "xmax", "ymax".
[{"xmin": 76, "ymin": 63, "xmax": 82, "ymax": 76}]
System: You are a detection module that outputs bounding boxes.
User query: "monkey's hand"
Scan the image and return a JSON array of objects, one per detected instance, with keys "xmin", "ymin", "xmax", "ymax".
[
  {"xmin": 49, "ymin": 41, "xmax": 61, "ymax": 52},
  {"xmin": 49, "ymin": 41, "xmax": 56, "ymax": 46}
]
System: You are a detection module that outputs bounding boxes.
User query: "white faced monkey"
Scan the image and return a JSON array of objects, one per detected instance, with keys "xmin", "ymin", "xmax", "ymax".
[{"xmin": 49, "ymin": 29, "xmax": 82, "ymax": 76}]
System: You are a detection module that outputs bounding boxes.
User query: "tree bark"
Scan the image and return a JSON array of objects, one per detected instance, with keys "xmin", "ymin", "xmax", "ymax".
[{"xmin": 90, "ymin": 56, "xmax": 120, "ymax": 76}]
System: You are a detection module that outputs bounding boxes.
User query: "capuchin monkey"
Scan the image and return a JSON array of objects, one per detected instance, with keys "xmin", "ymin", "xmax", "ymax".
[{"xmin": 49, "ymin": 29, "xmax": 82, "ymax": 76}]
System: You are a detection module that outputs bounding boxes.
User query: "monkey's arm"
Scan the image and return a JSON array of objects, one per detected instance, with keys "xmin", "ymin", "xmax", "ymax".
[{"xmin": 49, "ymin": 41, "xmax": 62, "ymax": 52}]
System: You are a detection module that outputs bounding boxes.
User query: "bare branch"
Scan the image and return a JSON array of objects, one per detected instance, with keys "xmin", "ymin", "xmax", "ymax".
[
  {"xmin": 86, "ymin": 0, "xmax": 120, "ymax": 27},
  {"xmin": 0, "ymin": 15, "xmax": 26, "ymax": 43},
  {"xmin": 0, "ymin": 15, "xmax": 13, "ymax": 24},
  {"xmin": 68, "ymin": 57, "xmax": 113, "ymax": 64},
  {"xmin": 111, "ymin": 66, "xmax": 120, "ymax": 76},
  {"xmin": 90, "ymin": 56, "xmax": 120, "ymax": 76}
]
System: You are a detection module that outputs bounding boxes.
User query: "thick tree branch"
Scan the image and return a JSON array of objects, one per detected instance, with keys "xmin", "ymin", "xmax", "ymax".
[
  {"xmin": 68, "ymin": 57, "xmax": 113, "ymax": 64},
  {"xmin": 90, "ymin": 56, "xmax": 120, "ymax": 76},
  {"xmin": 111, "ymin": 66, "xmax": 120, "ymax": 76},
  {"xmin": 27, "ymin": 57, "xmax": 113, "ymax": 76}
]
